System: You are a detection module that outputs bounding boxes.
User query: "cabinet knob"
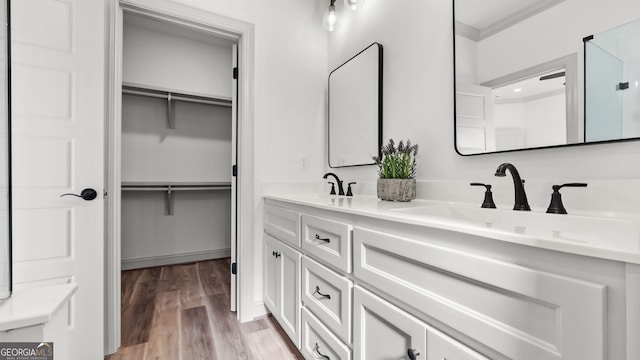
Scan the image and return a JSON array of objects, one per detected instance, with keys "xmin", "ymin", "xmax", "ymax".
[
  {"xmin": 314, "ymin": 342, "xmax": 330, "ymax": 360},
  {"xmin": 313, "ymin": 285, "xmax": 331, "ymax": 300},
  {"xmin": 275, "ymin": 252, "xmax": 281, "ymax": 258},
  {"xmin": 407, "ymin": 348, "xmax": 420, "ymax": 360},
  {"xmin": 314, "ymin": 234, "xmax": 331, "ymax": 243}
]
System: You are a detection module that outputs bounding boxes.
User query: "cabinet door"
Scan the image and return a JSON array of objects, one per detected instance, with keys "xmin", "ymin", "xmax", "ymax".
[
  {"xmin": 427, "ymin": 327, "xmax": 489, "ymax": 360},
  {"xmin": 301, "ymin": 308, "xmax": 351, "ymax": 360},
  {"xmin": 263, "ymin": 234, "xmax": 279, "ymax": 314},
  {"xmin": 354, "ymin": 286, "xmax": 427, "ymax": 360},
  {"xmin": 278, "ymin": 242, "xmax": 302, "ymax": 347}
]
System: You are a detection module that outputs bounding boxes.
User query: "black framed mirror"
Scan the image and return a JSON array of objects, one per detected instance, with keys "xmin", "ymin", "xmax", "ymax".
[
  {"xmin": 454, "ymin": 0, "xmax": 640, "ymax": 155},
  {"xmin": 0, "ymin": 0, "xmax": 11, "ymax": 299},
  {"xmin": 328, "ymin": 42, "xmax": 382, "ymax": 167}
]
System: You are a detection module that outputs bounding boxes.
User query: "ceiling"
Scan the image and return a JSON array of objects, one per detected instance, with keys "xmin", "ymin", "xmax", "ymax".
[
  {"xmin": 492, "ymin": 68, "xmax": 566, "ymax": 103},
  {"xmin": 455, "ymin": 0, "xmax": 565, "ymax": 41}
]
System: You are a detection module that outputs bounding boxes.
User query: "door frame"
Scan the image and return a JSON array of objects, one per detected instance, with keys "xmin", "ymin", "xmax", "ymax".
[{"xmin": 105, "ymin": 0, "xmax": 255, "ymax": 354}]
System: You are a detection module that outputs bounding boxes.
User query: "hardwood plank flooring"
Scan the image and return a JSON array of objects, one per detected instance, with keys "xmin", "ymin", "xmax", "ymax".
[{"xmin": 106, "ymin": 258, "xmax": 304, "ymax": 360}]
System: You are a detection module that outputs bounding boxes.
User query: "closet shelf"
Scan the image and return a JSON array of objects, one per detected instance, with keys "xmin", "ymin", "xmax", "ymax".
[
  {"xmin": 122, "ymin": 182, "xmax": 231, "ymax": 216},
  {"xmin": 122, "ymin": 181, "xmax": 231, "ymax": 190},
  {"xmin": 122, "ymin": 83, "xmax": 232, "ymax": 129}
]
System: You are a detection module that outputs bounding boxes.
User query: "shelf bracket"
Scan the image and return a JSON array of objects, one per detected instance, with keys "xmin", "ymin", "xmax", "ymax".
[
  {"xmin": 166, "ymin": 93, "xmax": 175, "ymax": 129},
  {"xmin": 165, "ymin": 185, "xmax": 174, "ymax": 216}
]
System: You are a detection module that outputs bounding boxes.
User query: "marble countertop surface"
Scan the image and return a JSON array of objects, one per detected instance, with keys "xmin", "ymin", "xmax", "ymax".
[
  {"xmin": 0, "ymin": 283, "xmax": 77, "ymax": 331},
  {"xmin": 264, "ymin": 193, "xmax": 640, "ymax": 264}
]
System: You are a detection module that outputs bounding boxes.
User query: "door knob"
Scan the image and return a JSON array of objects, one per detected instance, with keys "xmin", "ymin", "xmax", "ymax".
[{"xmin": 60, "ymin": 188, "xmax": 98, "ymax": 201}]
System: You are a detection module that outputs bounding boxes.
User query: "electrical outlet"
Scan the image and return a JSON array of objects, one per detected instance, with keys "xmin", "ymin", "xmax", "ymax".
[{"xmin": 300, "ymin": 154, "xmax": 308, "ymax": 171}]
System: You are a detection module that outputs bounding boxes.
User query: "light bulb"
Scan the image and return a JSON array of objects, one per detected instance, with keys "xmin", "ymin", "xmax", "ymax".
[
  {"xmin": 344, "ymin": 0, "xmax": 364, "ymax": 11},
  {"xmin": 323, "ymin": 5, "xmax": 339, "ymax": 31}
]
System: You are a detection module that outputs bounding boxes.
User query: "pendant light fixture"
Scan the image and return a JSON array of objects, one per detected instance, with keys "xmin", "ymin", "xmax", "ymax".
[{"xmin": 323, "ymin": 0, "xmax": 339, "ymax": 32}]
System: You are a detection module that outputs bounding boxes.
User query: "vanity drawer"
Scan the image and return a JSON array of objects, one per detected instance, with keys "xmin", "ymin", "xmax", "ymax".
[
  {"xmin": 301, "ymin": 256, "xmax": 352, "ymax": 343},
  {"xmin": 301, "ymin": 214, "xmax": 352, "ymax": 272},
  {"xmin": 264, "ymin": 204, "xmax": 300, "ymax": 247},
  {"xmin": 301, "ymin": 307, "xmax": 351, "ymax": 360},
  {"xmin": 353, "ymin": 226, "xmax": 606, "ymax": 360},
  {"xmin": 427, "ymin": 327, "xmax": 488, "ymax": 360}
]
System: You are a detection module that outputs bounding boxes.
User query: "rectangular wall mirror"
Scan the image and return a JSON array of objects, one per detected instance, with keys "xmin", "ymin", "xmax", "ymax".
[
  {"xmin": 328, "ymin": 42, "xmax": 382, "ymax": 167},
  {"xmin": 454, "ymin": 0, "xmax": 640, "ymax": 155},
  {"xmin": 0, "ymin": 0, "xmax": 11, "ymax": 299}
]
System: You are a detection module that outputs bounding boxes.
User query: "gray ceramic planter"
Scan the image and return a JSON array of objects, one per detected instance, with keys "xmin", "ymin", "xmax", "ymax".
[{"xmin": 377, "ymin": 178, "xmax": 416, "ymax": 202}]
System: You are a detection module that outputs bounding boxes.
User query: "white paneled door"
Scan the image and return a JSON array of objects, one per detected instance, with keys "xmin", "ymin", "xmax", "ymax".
[{"xmin": 11, "ymin": 1, "xmax": 104, "ymax": 359}]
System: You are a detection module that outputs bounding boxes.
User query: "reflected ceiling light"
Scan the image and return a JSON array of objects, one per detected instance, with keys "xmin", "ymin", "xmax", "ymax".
[
  {"xmin": 323, "ymin": 0, "xmax": 339, "ymax": 32},
  {"xmin": 344, "ymin": 0, "xmax": 365, "ymax": 11},
  {"xmin": 513, "ymin": 88, "xmax": 523, "ymax": 93}
]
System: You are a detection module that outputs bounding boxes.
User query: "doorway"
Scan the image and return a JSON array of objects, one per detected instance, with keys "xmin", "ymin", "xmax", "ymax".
[{"xmin": 105, "ymin": 1, "xmax": 256, "ymax": 354}]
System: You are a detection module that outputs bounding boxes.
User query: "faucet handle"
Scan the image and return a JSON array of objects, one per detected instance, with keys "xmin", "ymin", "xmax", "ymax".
[
  {"xmin": 327, "ymin": 182, "xmax": 336, "ymax": 195},
  {"xmin": 346, "ymin": 182, "xmax": 356, "ymax": 197},
  {"xmin": 470, "ymin": 183, "xmax": 496, "ymax": 208},
  {"xmin": 546, "ymin": 183, "xmax": 587, "ymax": 214}
]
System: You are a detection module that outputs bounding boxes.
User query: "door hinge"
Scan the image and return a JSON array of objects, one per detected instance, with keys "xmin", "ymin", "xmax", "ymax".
[
  {"xmin": 233, "ymin": 67, "xmax": 238, "ymax": 80},
  {"xmin": 232, "ymin": 164, "xmax": 237, "ymax": 177},
  {"xmin": 618, "ymin": 82, "xmax": 630, "ymax": 91},
  {"xmin": 231, "ymin": 262, "xmax": 237, "ymax": 275}
]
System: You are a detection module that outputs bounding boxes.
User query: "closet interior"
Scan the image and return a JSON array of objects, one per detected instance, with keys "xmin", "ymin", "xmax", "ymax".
[{"xmin": 120, "ymin": 13, "xmax": 236, "ymax": 271}]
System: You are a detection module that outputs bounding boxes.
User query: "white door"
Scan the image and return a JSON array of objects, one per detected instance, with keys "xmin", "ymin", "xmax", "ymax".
[
  {"xmin": 455, "ymin": 83, "xmax": 495, "ymax": 154},
  {"xmin": 353, "ymin": 286, "xmax": 427, "ymax": 360},
  {"xmin": 11, "ymin": 1, "xmax": 104, "ymax": 359},
  {"xmin": 230, "ymin": 43, "xmax": 238, "ymax": 312}
]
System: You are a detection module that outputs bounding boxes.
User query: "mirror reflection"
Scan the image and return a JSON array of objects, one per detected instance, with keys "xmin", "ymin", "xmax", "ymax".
[
  {"xmin": 454, "ymin": 0, "xmax": 640, "ymax": 155},
  {"xmin": 328, "ymin": 42, "xmax": 382, "ymax": 167}
]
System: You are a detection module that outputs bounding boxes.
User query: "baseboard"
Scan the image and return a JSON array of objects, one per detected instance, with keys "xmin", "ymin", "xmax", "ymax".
[
  {"xmin": 121, "ymin": 248, "xmax": 231, "ymax": 270},
  {"xmin": 252, "ymin": 301, "xmax": 269, "ymax": 319}
]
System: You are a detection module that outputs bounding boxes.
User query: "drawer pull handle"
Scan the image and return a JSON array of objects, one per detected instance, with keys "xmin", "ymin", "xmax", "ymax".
[
  {"xmin": 315, "ymin": 234, "xmax": 331, "ymax": 243},
  {"xmin": 407, "ymin": 348, "xmax": 421, "ymax": 360},
  {"xmin": 314, "ymin": 342, "xmax": 330, "ymax": 360},
  {"xmin": 314, "ymin": 285, "xmax": 331, "ymax": 300}
]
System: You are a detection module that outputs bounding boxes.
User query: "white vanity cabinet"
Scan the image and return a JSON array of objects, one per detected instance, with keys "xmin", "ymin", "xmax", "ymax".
[
  {"xmin": 301, "ymin": 307, "xmax": 352, "ymax": 360},
  {"xmin": 263, "ymin": 197, "xmax": 639, "ymax": 360},
  {"xmin": 353, "ymin": 286, "xmax": 428, "ymax": 360},
  {"xmin": 354, "ymin": 286, "xmax": 487, "ymax": 360},
  {"xmin": 264, "ymin": 233, "xmax": 302, "ymax": 347}
]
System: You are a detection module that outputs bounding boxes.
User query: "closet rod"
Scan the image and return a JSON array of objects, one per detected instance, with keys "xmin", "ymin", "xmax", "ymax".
[
  {"xmin": 122, "ymin": 186, "xmax": 231, "ymax": 191},
  {"xmin": 122, "ymin": 86, "xmax": 232, "ymax": 108}
]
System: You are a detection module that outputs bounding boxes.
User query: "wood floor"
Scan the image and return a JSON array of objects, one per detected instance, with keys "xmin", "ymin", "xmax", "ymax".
[{"xmin": 105, "ymin": 258, "xmax": 304, "ymax": 360}]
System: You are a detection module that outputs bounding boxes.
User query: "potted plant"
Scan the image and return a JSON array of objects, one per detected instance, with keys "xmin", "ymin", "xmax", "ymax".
[{"xmin": 373, "ymin": 139, "xmax": 418, "ymax": 202}]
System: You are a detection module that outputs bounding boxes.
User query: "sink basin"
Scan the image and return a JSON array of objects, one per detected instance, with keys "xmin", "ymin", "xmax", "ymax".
[{"xmin": 391, "ymin": 205, "xmax": 640, "ymax": 251}]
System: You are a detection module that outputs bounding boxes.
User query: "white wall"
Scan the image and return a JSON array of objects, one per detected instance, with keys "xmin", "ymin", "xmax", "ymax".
[
  {"xmin": 121, "ymin": 18, "xmax": 233, "ymax": 270},
  {"xmin": 328, "ymin": 0, "xmax": 640, "ymax": 190},
  {"xmin": 494, "ymin": 93, "xmax": 566, "ymax": 148},
  {"xmin": 522, "ymin": 93, "xmax": 566, "ymax": 147},
  {"xmin": 123, "ymin": 21, "xmax": 233, "ymax": 98},
  {"xmin": 165, "ymin": 0, "xmax": 329, "ymax": 317},
  {"xmin": 161, "ymin": 0, "xmax": 640, "ymax": 320}
]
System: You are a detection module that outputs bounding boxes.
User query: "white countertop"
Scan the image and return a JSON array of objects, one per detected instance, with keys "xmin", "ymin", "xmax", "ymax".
[
  {"xmin": 0, "ymin": 283, "xmax": 77, "ymax": 331},
  {"xmin": 264, "ymin": 193, "xmax": 640, "ymax": 264}
]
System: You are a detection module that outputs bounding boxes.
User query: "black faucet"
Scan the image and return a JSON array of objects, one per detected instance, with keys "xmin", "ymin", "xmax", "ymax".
[
  {"xmin": 323, "ymin": 172, "xmax": 345, "ymax": 195},
  {"xmin": 494, "ymin": 163, "xmax": 531, "ymax": 211}
]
